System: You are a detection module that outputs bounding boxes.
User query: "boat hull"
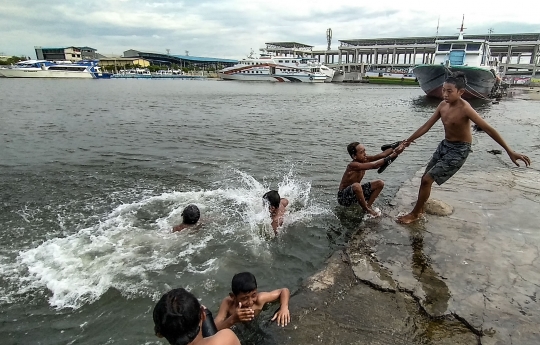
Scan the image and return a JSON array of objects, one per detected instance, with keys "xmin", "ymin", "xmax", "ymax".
[
  {"xmin": 218, "ymin": 73, "xmax": 326, "ymax": 83},
  {"xmin": 0, "ymin": 69, "xmax": 97, "ymax": 79},
  {"xmin": 413, "ymin": 65, "xmax": 496, "ymax": 99}
]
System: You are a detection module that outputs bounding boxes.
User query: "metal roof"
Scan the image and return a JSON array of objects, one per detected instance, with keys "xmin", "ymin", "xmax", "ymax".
[
  {"xmin": 170, "ymin": 54, "xmax": 238, "ymax": 63},
  {"xmin": 340, "ymin": 33, "xmax": 540, "ymax": 47},
  {"xmin": 265, "ymin": 42, "xmax": 314, "ymax": 49},
  {"xmin": 124, "ymin": 50, "xmax": 237, "ymax": 64},
  {"xmin": 37, "ymin": 46, "xmax": 97, "ymax": 50}
]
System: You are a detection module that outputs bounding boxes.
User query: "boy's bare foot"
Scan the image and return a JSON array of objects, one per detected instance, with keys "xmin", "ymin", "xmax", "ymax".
[{"xmin": 396, "ymin": 212, "xmax": 422, "ymax": 224}]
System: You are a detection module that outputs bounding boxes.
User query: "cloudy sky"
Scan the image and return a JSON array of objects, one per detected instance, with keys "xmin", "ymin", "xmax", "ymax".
[{"xmin": 1, "ymin": 0, "xmax": 539, "ymax": 59}]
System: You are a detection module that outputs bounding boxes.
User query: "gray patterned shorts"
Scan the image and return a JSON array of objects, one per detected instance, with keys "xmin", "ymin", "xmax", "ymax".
[
  {"xmin": 337, "ymin": 182, "xmax": 373, "ymax": 207},
  {"xmin": 425, "ymin": 140, "xmax": 472, "ymax": 185}
]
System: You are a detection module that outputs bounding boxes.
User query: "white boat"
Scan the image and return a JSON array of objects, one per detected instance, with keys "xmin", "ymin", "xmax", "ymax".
[
  {"xmin": 0, "ymin": 60, "xmax": 111, "ymax": 79},
  {"xmin": 218, "ymin": 53, "xmax": 331, "ymax": 83},
  {"xmin": 413, "ymin": 19, "xmax": 500, "ymax": 99}
]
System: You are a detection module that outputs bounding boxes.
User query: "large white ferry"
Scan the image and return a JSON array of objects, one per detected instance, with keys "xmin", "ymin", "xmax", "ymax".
[
  {"xmin": 0, "ymin": 60, "xmax": 111, "ymax": 79},
  {"xmin": 219, "ymin": 42, "xmax": 337, "ymax": 83},
  {"xmin": 218, "ymin": 53, "xmax": 332, "ymax": 83}
]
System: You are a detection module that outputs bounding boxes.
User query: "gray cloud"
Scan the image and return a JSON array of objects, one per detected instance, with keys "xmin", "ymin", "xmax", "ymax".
[{"xmin": 1, "ymin": 1, "xmax": 538, "ymax": 59}]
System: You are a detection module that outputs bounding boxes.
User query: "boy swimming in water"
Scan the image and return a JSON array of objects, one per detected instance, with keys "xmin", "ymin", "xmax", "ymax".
[
  {"xmin": 338, "ymin": 142, "xmax": 404, "ymax": 216},
  {"xmin": 262, "ymin": 190, "xmax": 289, "ymax": 233},
  {"xmin": 214, "ymin": 272, "xmax": 290, "ymax": 330},
  {"xmin": 172, "ymin": 204, "xmax": 201, "ymax": 232},
  {"xmin": 397, "ymin": 72, "xmax": 531, "ymax": 224}
]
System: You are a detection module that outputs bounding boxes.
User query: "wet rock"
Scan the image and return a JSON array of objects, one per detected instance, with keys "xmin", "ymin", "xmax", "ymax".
[
  {"xmin": 424, "ymin": 199, "xmax": 453, "ymax": 216},
  {"xmin": 267, "ymin": 248, "xmax": 479, "ymax": 345},
  {"xmin": 377, "ymin": 164, "xmax": 540, "ymax": 345},
  {"xmin": 487, "ymin": 149, "xmax": 502, "ymax": 155},
  {"xmin": 306, "ymin": 252, "xmax": 344, "ymax": 291}
]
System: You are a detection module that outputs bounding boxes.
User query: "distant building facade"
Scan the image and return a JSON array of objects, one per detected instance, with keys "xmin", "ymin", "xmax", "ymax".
[
  {"xmin": 34, "ymin": 46, "xmax": 98, "ymax": 61},
  {"xmin": 98, "ymin": 57, "xmax": 150, "ymax": 69}
]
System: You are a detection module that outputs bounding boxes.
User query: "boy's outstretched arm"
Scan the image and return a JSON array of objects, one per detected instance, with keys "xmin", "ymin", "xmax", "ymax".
[
  {"xmin": 350, "ymin": 149, "xmax": 401, "ymax": 171},
  {"xmin": 465, "ymin": 107, "xmax": 531, "ymax": 167},
  {"xmin": 257, "ymin": 288, "xmax": 291, "ymax": 327},
  {"xmin": 404, "ymin": 103, "xmax": 443, "ymax": 145}
]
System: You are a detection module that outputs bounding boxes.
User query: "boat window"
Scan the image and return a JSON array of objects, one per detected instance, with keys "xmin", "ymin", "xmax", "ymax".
[
  {"xmin": 466, "ymin": 43, "xmax": 481, "ymax": 51},
  {"xmin": 285, "ymin": 60, "xmax": 289, "ymax": 63},
  {"xmin": 48, "ymin": 66, "xmax": 87, "ymax": 71},
  {"xmin": 437, "ymin": 44, "xmax": 451, "ymax": 51},
  {"xmin": 452, "ymin": 44, "xmax": 466, "ymax": 50},
  {"xmin": 278, "ymin": 60, "xmax": 283, "ymax": 63}
]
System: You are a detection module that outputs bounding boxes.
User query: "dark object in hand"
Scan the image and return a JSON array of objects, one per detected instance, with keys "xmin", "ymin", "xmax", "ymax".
[
  {"xmin": 378, "ymin": 156, "xmax": 397, "ymax": 174},
  {"xmin": 202, "ymin": 308, "xmax": 218, "ymax": 337},
  {"xmin": 381, "ymin": 141, "xmax": 403, "ymax": 151}
]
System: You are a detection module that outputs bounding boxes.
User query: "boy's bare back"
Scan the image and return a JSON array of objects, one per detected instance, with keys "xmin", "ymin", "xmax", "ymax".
[{"xmin": 270, "ymin": 198, "xmax": 288, "ymax": 232}]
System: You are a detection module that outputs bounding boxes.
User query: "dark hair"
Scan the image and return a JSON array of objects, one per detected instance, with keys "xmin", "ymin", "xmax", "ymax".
[
  {"xmin": 445, "ymin": 71, "xmax": 467, "ymax": 90},
  {"xmin": 153, "ymin": 288, "xmax": 201, "ymax": 345},
  {"xmin": 182, "ymin": 205, "xmax": 200, "ymax": 225},
  {"xmin": 231, "ymin": 272, "xmax": 257, "ymax": 295},
  {"xmin": 347, "ymin": 142, "xmax": 360, "ymax": 158},
  {"xmin": 262, "ymin": 190, "xmax": 280, "ymax": 209}
]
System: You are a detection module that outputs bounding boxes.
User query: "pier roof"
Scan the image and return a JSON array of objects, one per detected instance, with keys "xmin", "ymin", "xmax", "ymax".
[
  {"xmin": 340, "ymin": 33, "xmax": 540, "ymax": 47},
  {"xmin": 265, "ymin": 42, "xmax": 313, "ymax": 50},
  {"xmin": 170, "ymin": 54, "xmax": 237, "ymax": 63},
  {"xmin": 123, "ymin": 49, "xmax": 237, "ymax": 66}
]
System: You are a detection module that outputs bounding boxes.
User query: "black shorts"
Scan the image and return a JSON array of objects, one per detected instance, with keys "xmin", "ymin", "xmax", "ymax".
[
  {"xmin": 337, "ymin": 183, "xmax": 373, "ymax": 207},
  {"xmin": 425, "ymin": 140, "xmax": 472, "ymax": 185}
]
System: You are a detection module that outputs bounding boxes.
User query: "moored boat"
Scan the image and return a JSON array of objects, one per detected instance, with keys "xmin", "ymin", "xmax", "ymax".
[
  {"xmin": 218, "ymin": 53, "xmax": 329, "ymax": 83},
  {"xmin": 0, "ymin": 60, "xmax": 111, "ymax": 79},
  {"xmin": 413, "ymin": 19, "xmax": 500, "ymax": 99}
]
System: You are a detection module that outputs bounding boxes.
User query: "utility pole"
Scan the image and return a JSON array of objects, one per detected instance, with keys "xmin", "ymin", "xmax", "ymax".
[{"xmin": 488, "ymin": 28, "xmax": 494, "ymax": 42}]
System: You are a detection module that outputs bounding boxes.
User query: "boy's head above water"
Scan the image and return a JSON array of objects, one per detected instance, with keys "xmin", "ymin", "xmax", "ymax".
[
  {"xmin": 443, "ymin": 72, "xmax": 467, "ymax": 102},
  {"xmin": 153, "ymin": 288, "xmax": 202, "ymax": 345},
  {"xmin": 262, "ymin": 190, "xmax": 281, "ymax": 210},
  {"xmin": 230, "ymin": 272, "xmax": 258, "ymax": 307},
  {"xmin": 182, "ymin": 204, "xmax": 200, "ymax": 224}
]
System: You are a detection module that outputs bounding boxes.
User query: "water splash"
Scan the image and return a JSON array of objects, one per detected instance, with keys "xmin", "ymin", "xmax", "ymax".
[{"xmin": 0, "ymin": 169, "xmax": 330, "ymax": 310}]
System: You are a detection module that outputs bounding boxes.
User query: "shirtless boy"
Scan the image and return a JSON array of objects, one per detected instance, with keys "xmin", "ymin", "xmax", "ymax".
[
  {"xmin": 153, "ymin": 288, "xmax": 240, "ymax": 345},
  {"xmin": 397, "ymin": 72, "xmax": 531, "ymax": 224},
  {"xmin": 262, "ymin": 190, "xmax": 289, "ymax": 233},
  {"xmin": 173, "ymin": 204, "xmax": 200, "ymax": 232},
  {"xmin": 214, "ymin": 272, "xmax": 290, "ymax": 330},
  {"xmin": 338, "ymin": 142, "xmax": 405, "ymax": 216}
]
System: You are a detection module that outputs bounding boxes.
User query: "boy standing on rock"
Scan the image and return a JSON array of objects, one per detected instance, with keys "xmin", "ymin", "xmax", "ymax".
[{"xmin": 397, "ymin": 72, "xmax": 531, "ymax": 224}]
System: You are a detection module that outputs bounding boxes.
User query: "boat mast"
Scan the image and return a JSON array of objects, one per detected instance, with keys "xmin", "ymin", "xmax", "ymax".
[
  {"xmin": 435, "ymin": 16, "xmax": 440, "ymax": 40},
  {"xmin": 457, "ymin": 14, "xmax": 466, "ymax": 40}
]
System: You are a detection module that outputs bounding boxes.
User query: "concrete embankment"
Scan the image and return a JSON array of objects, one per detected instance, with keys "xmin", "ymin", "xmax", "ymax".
[{"xmin": 268, "ymin": 143, "xmax": 539, "ymax": 344}]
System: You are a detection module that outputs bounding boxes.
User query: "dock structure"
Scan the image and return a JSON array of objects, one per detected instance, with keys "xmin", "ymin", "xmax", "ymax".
[
  {"xmin": 308, "ymin": 33, "xmax": 540, "ymax": 78},
  {"xmin": 262, "ymin": 42, "xmax": 315, "ymax": 56}
]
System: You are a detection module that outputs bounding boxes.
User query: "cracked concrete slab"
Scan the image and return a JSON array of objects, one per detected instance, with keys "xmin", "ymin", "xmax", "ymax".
[
  {"xmin": 267, "ymin": 251, "xmax": 479, "ymax": 345},
  {"xmin": 356, "ymin": 164, "xmax": 540, "ymax": 345}
]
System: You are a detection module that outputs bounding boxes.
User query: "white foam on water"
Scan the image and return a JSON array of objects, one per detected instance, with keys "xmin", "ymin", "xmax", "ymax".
[
  {"xmin": 1, "ymin": 169, "xmax": 330, "ymax": 310},
  {"xmin": 363, "ymin": 207, "xmax": 382, "ymax": 221}
]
